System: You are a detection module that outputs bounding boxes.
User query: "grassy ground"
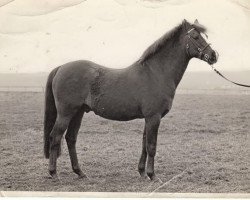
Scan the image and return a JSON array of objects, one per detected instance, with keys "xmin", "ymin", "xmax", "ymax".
[{"xmin": 0, "ymin": 91, "xmax": 249, "ymax": 193}]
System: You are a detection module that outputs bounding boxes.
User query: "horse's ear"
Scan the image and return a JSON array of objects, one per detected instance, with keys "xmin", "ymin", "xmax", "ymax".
[
  {"xmin": 193, "ymin": 19, "xmax": 207, "ymax": 33},
  {"xmin": 194, "ymin": 19, "xmax": 199, "ymax": 24},
  {"xmin": 182, "ymin": 19, "xmax": 188, "ymax": 27}
]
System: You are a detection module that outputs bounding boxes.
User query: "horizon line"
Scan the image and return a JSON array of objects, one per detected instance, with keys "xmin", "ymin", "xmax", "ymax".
[{"xmin": 0, "ymin": 70, "xmax": 250, "ymax": 74}]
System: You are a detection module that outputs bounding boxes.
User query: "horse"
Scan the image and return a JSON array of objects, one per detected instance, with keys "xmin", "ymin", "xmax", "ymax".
[{"xmin": 44, "ymin": 19, "xmax": 218, "ymax": 180}]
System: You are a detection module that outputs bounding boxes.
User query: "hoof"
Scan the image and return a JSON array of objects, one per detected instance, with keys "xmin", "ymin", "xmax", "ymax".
[
  {"xmin": 139, "ymin": 172, "xmax": 148, "ymax": 180},
  {"xmin": 49, "ymin": 170, "xmax": 57, "ymax": 178},
  {"xmin": 139, "ymin": 168, "xmax": 147, "ymax": 175},
  {"xmin": 73, "ymin": 168, "xmax": 87, "ymax": 179},
  {"xmin": 78, "ymin": 173, "xmax": 88, "ymax": 179},
  {"xmin": 147, "ymin": 172, "xmax": 156, "ymax": 181},
  {"xmin": 49, "ymin": 172, "xmax": 60, "ymax": 181}
]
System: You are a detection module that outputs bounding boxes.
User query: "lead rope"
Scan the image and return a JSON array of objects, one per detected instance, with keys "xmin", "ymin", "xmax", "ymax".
[{"xmin": 210, "ymin": 65, "xmax": 250, "ymax": 88}]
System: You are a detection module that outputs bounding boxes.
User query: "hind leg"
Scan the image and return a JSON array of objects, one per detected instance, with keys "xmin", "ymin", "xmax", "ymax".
[
  {"xmin": 49, "ymin": 115, "xmax": 71, "ymax": 178},
  {"xmin": 65, "ymin": 107, "xmax": 86, "ymax": 178}
]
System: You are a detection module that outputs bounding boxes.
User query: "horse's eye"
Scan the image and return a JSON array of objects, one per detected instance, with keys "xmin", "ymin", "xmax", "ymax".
[{"xmin": 191, "ymin": 31, "xmax": 199, "ymax": 39}]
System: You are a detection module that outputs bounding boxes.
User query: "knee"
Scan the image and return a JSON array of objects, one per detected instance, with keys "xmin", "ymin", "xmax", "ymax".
[
  {"xmin": 49, "ymin": 135, "xmax": 62, "ymax": 150},
  {"xmin": 50, "ymin": 142, "xmax": 60, "ymax": 150}
]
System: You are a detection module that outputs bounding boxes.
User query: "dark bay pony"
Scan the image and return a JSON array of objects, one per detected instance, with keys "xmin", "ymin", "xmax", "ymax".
[{"xmin": 44, "ymin": 19, "xmax": 218, "ymax": 180}]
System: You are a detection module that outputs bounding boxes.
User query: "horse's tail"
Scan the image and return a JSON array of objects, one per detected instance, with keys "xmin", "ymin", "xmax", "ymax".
[{"xmin": 44, "ymin": 67, "xmax": 60, "ymax": 159}]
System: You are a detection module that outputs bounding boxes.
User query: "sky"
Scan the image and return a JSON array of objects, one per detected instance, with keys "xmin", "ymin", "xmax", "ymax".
[{"xmin": 0, "ymin": 0, "xmax": 249, "ymax": 73}]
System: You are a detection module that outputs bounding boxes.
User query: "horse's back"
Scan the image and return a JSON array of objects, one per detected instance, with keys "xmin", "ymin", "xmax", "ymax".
[{"xmin": 56, "ymin": 60, "xmax": 102, "ymax": 75}]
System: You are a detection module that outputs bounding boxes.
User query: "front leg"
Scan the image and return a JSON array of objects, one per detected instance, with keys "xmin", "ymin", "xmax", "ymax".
[
  {"xmin": 145, "ymin": 114, "xmax": 161, "ymax": 180},
  {"xmin": 138, "ymin": 126, "xmax": 147, "ymax": 178}
]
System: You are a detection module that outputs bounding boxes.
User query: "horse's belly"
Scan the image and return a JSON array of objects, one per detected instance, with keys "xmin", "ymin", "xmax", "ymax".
[
  {"xmin": 91, "ymin": 97, "xmax": 143, "ymax": 121},
  {"xmin": 96, "ymin": 112, "xmax": 142, "ymax": 121}
]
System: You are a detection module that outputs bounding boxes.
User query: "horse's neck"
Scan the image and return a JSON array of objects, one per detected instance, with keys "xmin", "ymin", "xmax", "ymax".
[{"xmin": 146, "ymin": 38, "xmax": 189, "ymax": 88}]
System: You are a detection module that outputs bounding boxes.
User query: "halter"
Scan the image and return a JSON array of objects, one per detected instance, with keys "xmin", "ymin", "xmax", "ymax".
[{"xmin": 185, "ymin": 28, "xmax": 211, "ymax": 61}]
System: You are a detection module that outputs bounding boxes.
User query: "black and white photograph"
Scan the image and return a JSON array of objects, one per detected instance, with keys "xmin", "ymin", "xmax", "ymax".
[{"xmin": 0, "ymin": 0, "xmax": 249, "ymax": 197}]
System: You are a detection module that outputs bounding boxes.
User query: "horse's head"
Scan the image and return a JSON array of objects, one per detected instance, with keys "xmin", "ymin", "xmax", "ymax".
[{"xmin": 183, "ymin": 19, "xmax": 218, "ymax": 65}]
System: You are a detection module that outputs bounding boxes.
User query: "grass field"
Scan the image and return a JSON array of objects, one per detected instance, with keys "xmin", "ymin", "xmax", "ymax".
[{"xmin": 0, "ymin": 91, "xmax": 249, "ymax": 193}]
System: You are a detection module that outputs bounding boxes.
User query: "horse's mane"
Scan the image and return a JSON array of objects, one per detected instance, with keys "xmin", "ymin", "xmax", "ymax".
[
  {"xmin": 137, "ymin": 20, "xmax": 207, "ymax": 64},
  {"xmin": 137, "ymin": 22, "xmax": 183, "ymax": 64}
]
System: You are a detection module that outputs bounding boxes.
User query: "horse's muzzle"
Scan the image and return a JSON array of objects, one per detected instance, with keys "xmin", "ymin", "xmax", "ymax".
[{"xmin": 207, "ymin": 50, "xmax": 218, "ymax": 65}]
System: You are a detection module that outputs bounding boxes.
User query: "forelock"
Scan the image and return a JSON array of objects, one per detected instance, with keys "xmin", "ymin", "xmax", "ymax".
[{"xmin": 193, "ymin": 23, "xmax": 207, "ymax": 33}]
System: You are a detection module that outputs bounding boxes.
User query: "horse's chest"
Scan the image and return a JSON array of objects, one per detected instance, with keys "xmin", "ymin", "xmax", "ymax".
[
  {"xmin": 158, "ymin": 95, "xmax": 174, "ymax": 117},
  {"xmin": 161, "ymin": 107, "xmax": 170, "ymax": 117}
]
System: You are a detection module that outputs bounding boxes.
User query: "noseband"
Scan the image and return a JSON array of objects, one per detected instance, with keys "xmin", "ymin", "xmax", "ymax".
[{"xmin": 185, "ymin": 28, "xmax": 211, "ymax": 61}]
